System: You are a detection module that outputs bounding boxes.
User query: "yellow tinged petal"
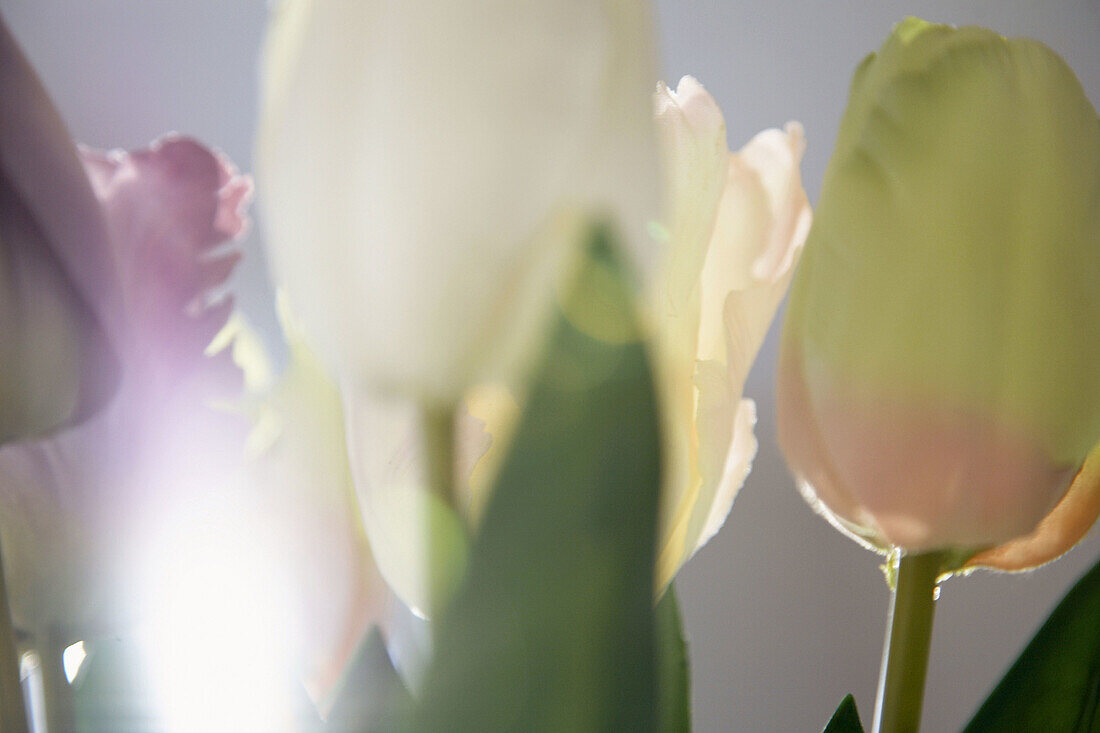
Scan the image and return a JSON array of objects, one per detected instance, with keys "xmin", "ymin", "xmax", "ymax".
[
  {"xmin": 654, "ymin": 116, "xmax": 810, "ymax": 591},
  {"xmin": 967, "ymin": 443, "xmax": 1100, "ymax": 572}
]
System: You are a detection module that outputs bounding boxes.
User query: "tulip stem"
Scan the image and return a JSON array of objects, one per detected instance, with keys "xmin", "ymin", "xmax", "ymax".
[
  {"xmin": 422, "ymin": 405, "xmax": 459, "ymax": 617},
  {"xmin": 422, "ymin": 405, "xmax": 458, "ymax": 514},
  {"xmin": 0, "ymin": 543, "xmax": 29, "ymax": 733},
  {"xmin": 872, "ymin": 550, "xmax": 944, "ymax": 733}
]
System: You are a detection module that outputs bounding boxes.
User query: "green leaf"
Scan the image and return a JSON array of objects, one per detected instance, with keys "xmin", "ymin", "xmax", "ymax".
[
  {"xmin": 324, "ymin": 627, "xmax": 412, "ymax": 732},
  {"xmin": 656, "ymin": 585, "xmax": 691, "ymax": 733},
  {"xmin": 965, "ymin": 557, "xmax": 1100, "ymax": 732},
  {"xmin": 823, "ymin": 694, "xmax": 864, "ymax": 733},
  {"xmin": 412, "ymin": 224, "xmax": 662, "ymax": 731}
]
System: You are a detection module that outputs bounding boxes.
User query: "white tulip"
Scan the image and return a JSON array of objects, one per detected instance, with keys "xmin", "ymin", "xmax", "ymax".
[
  {"xmin": 257, "ymin": 0, "xmax": 660, "ymax": 404},
  {"xmin": 651, "ymin": 78, "xmax": 811, "ymax": 591}
]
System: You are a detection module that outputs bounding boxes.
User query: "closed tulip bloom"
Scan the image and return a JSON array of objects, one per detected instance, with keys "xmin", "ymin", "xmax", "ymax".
[
  {"xmin": 0, "ymin": 16, "xmax": 119, "ymax": 442},
  {"xmin": 256, "ymin": 0, "xmax": 659, "ymax": 405},
  {"xmin": 777, "ymin": 18, "xmax": 1100, "ymax": 569},
  {"xmin": 652, "ymin": 78, "xmax": 811, "ymax": 589}
]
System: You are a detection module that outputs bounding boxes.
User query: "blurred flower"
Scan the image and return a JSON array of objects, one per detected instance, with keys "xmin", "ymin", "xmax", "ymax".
[
  {"xmin": 777, "ymin": 18, "xmax": 1100, "ymax": 570},
  {"xmin": 341, "ymin": 384, "xmax": 492, "ymax": 618},
  {"xmin": 256, "ymin": 0, "xmax": 659, "ymax": 404},
  {"xmin": 650, "ymin": 78, "xmax": 811, "ymax": 591},
  {"xmin": 1, "ymin": 14, "xmax": 387, "ymax": 726},
  {"xmin": 0, "ymin": 135, "xmax": 251, "ymax": 642},
  {"xmin": 372, "ymin": 77, "xmax": 811, "ymax": 610},
  {"xmin": 0, "ymin": 15, "xmax": 119, "ymax": 442},
  {"xmin": 225, "ymin": 301, "xmax": 392, "ymax": 708}
]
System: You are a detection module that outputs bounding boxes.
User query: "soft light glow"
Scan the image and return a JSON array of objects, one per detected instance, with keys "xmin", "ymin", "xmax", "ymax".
[
  {"xmin": 134, "ymin": 497, "xmax": 301, "ymax": 733},
  {"xmin": 62, "ymin": 641, "xmax": 86, "ymax": 684}
]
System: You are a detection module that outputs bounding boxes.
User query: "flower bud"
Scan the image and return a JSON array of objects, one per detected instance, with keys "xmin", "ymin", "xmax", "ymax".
[
  {"xmin": 256, "ymin": 0, "xmax": 659, "ymax": 405},
  {"xmin": 777, "ymin": 18, "xmax": 1100, "ymax": 568}
]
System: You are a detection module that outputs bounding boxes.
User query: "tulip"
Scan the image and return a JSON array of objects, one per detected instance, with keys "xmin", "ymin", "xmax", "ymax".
[
  {"xmin": 650, "ymin": 78, "xmax": 811, "ymax": 590},
  {"xmin": 417, "ymin": 78, "xmax": 811, "ymax": 606},
  {"xmin": 0, "ymin": 135, "xmax": 251, "ymax": 642},
  {"xmin": 256, "ymin": 0, "xmax": 659, "ymax": 405},
  {"xmin": 0, "ymin": 15, "xmax": 119, "ymax": 443},
  {"xmin": 777, "ymin": 18, "xmax": 1100, "ymax": 569}
]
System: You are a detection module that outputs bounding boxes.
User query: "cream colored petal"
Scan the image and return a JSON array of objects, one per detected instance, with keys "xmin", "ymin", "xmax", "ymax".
[
  {"xmin": 681, "ymin": 276, "xmax": 792, "ymax": 565},
  {"xmin": 579, "ymin": 0, "xmax": 661, "ymax": 281},
  {"xmin": 258, "ymin": 0, "xmax": 658, "ymax": 402},
  {"xmin": 695, "ymin": 158, "xmax": 771, "ymax": 363},
  {"xmin": 740, "ymin": 122, "xmax": 809, "ymax": 282},
  {"xmin": 343, "ymin": 387, "xmax": 469, "ymax": 619},
  {"xmin": 691, "ymin": 398, "xmax": 758, "ymax": 558},
  {"xmin": 649, "ymin": 77, "xmax": 730, "ymax": 591},
  {"xmin": 653, "ymin": 76, "xmax": 728, "ymax": 312},
  {"xmin": 656, "ymin": 387, "xmax": 756, "ymax": 593},
  {"xmin": 656, "ymin": 123, "xmax": 810, "ymax": 586},
  {"xmin": 653, "ymin": 370, "xmax": 700, "ymax": 591},
  {"xmin": 697, "ymin": 124, "xmax": 810, "ymax": 366},
  {"xmin": 722, "ymin": 251, "xmax": 805, "ymax": 406}
]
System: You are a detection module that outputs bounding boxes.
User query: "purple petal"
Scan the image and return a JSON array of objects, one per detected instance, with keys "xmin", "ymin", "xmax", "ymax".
[{"xmin": 79, "ymin": 135, "xmax": 253, "ymax": 399}]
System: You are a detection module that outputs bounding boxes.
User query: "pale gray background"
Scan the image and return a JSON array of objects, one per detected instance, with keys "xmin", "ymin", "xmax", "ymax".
[{"xmin": 2, "ymin": 1, "xmax": 1098, "ymax": 731}]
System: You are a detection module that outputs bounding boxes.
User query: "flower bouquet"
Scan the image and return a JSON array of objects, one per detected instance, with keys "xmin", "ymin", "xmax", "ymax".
[{"xmin": 0, "ymin": 4, "xmax": 1097, "ymax": 732}]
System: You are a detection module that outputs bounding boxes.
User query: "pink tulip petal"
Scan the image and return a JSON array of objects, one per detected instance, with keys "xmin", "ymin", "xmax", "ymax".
[
  {"xmin": 779, "ymin": 338, "xmax": 1082, "ymax": 553},
  {"xmin": 79, "ymin": 136, "xmax": 252, "ymax": 398},
  {"xmin": 967, "ymin": 442, "xmax": 1100, "ymax": 572}
]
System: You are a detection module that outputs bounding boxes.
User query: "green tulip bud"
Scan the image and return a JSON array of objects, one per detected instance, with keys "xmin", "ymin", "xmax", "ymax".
[{"xmin": 778, "ymin": 18, "xmax": 1100, "ymax": 567}]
